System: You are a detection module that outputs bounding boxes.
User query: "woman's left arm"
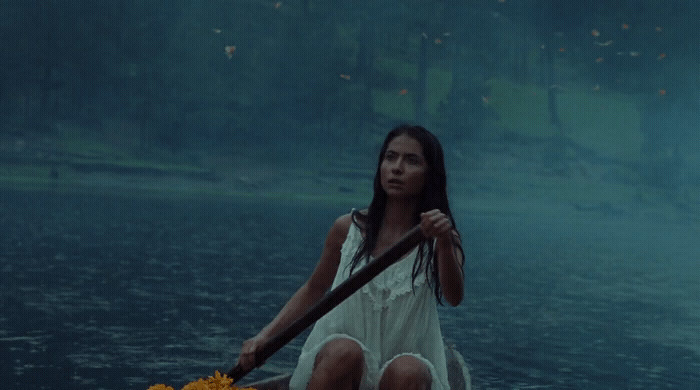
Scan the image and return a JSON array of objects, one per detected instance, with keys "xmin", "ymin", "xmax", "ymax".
[{"xmin": 421, "ymin": 209, "xmax": 464, "ymax": 306}]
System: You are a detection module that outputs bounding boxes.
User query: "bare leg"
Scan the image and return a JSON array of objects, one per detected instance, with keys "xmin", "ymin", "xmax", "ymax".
[
  {"xmin": 378, "ymin": 355, "xmax": 431, "ymax": 390},
  {"xmin": 307, "ymin": 338, "xmax": 364, "ymax": 390}
]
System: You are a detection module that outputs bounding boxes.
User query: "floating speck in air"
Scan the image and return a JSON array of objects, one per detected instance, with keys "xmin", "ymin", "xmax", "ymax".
[
  {"xmin": 339, "ymin": 74, "xmax": 351, "ymax": 80},
  {"xmin": 591, "ymin": 29, "xmax": 600, "ymax": 37},
  {"xmin": 549, "ymin": 84, "xmax": 564, "ymax": 91},
  {"xmin": 594, "ymin": 40, "xmax": 613, "ymax": 46},
  {"xmin": 398, "ymin": 89, "xmax": 408, "ymax": 96},
  {"xmin": 657, "ymin": 53, "xmax": 666, "ymax": 60},
  {"xmin": 616, "ymin": 51, "xmax": 640, "ymax": 57},
  {"xmin": 225, "ymin": 45, "xmax": 236, "ymax": 59}
]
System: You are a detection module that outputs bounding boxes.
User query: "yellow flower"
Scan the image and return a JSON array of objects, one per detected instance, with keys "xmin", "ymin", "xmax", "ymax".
[
  {"xmin": 151, "ymin": 371, "xmax": 256, "ymax": 390},
  {"xmin": 147, "ymin": 385, "xmax": 174, "ymax": 390},
  {"xmin": 180, "ymin": 378, "xmax": 208, "ymax": 390}
]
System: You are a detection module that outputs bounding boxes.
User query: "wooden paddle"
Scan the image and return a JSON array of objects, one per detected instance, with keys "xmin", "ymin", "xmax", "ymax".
[{"xmin": 227, "ymin": 225, "xmax": 426, "ymax": 383}]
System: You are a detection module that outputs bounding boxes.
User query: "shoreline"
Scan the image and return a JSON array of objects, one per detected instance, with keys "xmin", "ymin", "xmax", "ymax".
[
  {"xmin": 2, "ymin": 166, "xmax": 697, "ymax": 226},
  {"xmin": 2, "ymin": 135, "xmax": 698, "ymax": 222}
]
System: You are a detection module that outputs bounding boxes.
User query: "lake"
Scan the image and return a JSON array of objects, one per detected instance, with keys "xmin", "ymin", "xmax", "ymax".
[{"xmin": 1, "ymin": 189, "xmax": 698, "ymax": 389}]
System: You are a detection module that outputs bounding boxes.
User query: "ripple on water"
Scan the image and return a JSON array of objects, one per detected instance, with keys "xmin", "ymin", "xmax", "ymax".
[{"xmin": 2, "ymin": 191, "xmax": 699, "ymax": 389}]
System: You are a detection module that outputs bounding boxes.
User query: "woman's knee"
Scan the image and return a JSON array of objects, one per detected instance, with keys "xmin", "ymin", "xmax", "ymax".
[
  {"xmin": 379, "ymin": 355, "xmax": 432, "ymax": 390},
  {"xmin": 313, "ymin": 337, "xmax": 365, "ymax": 373}
]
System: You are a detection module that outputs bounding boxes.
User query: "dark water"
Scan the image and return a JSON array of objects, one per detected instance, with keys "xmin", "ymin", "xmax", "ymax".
[{"xmin": 1, "ymin": 190, "xmax": 699, "ymax": 389}]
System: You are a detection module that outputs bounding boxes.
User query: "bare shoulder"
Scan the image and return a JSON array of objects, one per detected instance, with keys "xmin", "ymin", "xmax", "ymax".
[
  {"xmin": 329, "ymin": 210, "xmax": 367, "ymax": 244},
  {"xmin": 334, "ymin": 213, "xmax": 353, "ymax": 230},
  {"xmin": 328, "ymin": 210, "xmax": 366, "ymax": 246},
  {"xmin": 327, "ymin": 213, "xmax": 353, "ymax": 245}
]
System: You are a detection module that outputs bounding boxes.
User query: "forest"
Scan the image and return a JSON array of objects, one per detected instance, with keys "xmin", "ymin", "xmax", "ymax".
[
  {"xmin": 1, "ymin": 0, "xmax": 699, "ymax": 194},
  {"xmin": 3, "ymin": 3, "xmax": 700, "ymax": 389}
]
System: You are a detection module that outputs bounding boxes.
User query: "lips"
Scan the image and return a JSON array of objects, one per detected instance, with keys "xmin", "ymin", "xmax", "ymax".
[{"xmin": 387, "ymin": 179, "xmax": 404, "ymax": 186}]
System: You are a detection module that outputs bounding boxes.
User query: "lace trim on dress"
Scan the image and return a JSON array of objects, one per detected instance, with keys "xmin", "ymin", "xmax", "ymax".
[
  {"xmin": 385, "ymin": 260, "xmax": 429, "ymax": 301},
  {"xmin": 339, "ymin": 212, "xmax": 433, "ymax": 310},
  {"xmin": 361, "ymin": 262, "xmax": 429, "ymax": 311}
]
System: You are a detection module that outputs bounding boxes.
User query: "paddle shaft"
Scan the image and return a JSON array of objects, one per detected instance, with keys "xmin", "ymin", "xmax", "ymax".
[{"xmin": 227, "ymin": 225, "xmax": 425, "ymax": 383}]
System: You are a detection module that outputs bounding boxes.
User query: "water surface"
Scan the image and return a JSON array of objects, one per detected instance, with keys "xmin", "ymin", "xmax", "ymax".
[{"xmin": 1, "ymin": 190, "xmax": 698, "ymax": 389}]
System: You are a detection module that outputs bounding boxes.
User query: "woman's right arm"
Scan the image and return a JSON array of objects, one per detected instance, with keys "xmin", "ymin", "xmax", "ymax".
[{"xmin": 236, "ymin": 214, "xmax": 352, "ymax": 370}]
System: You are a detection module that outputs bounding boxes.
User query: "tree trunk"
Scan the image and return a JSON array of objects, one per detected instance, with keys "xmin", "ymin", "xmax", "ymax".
[
  {"xmin": 356, "ymin": 14, "xmax": 377, "ymax": 129},
  {"xmin": 543, "ymin": 0, "xmax": 566, "ymax": 172},
  {"xmin": 415, "ymin": 32, "xmax": 429, "ymax": 125}
]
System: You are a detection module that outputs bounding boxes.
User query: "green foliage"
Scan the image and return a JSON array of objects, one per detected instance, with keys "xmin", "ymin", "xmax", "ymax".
[
  {"xmin": 372, "ymin": 88, "xmax": 414, "ymax": 120},
  {"xmin": 558, "ymin": 89, "xmax": 642, "ymax": 162},
  {"xmin": 2, "ymin": 0, "xmax": 697, "ymax": 171},
  {"xmin": 371, "ymin": 57, "xmax": 452, "ymax": 120},
  {"xmin": 485, "ymin": 78, "xmax": 554, "ymax": 137},
  {"xmin": 485, "ymin": 78, "xmax": 642, "ymax": 161},
  {"xmin": 60, "ymin": 125, "xmax": 127, "ymax": 160}
]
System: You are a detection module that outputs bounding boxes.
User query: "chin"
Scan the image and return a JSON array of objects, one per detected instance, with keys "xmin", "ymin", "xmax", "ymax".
[{"xmin": 385, "ymin": 190, "xmax": 417, "ymax": 199}]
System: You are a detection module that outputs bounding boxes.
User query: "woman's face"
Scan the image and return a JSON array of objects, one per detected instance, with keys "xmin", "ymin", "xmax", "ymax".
[{"xmin": 380, "ymin": 134, "xmax": 427, "ymax": 198}]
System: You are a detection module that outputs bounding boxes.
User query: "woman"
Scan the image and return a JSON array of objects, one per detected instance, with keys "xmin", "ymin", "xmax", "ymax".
[{"xmin": 237, "ymin": 124, "xmax": 464, "ymax": 390}]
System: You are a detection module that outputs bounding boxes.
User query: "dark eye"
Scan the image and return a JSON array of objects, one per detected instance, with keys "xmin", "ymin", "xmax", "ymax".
[{"xmin": 385, "ymin": 151, "xmax": 398, "ymax": 161}]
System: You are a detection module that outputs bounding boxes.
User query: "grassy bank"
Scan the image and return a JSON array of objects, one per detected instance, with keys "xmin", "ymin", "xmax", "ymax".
[{"xmin": 2, "ymin": 139, "xmax": 698, "ymax": 224}]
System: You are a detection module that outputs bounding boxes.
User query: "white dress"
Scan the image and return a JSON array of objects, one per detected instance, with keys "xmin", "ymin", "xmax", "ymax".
[{"xmin": 289, "ymin": 220, "xmax": 450, "ymax": 390}]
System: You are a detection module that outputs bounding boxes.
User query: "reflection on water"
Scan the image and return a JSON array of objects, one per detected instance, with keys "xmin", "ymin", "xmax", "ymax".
[{"xmin": 1, "ymin": 190, "xmax": 698, "ymax": 389}]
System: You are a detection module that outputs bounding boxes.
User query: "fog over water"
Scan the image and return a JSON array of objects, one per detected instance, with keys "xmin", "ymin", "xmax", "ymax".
[{"xmin": 1, "ymin": 1, "xmax": 699, "ymax": 389}]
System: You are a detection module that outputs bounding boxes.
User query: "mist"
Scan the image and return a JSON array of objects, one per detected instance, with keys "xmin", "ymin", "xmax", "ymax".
[{"xmin": 1, "ymin": 1, "xmax": 698, "ymax": 389}]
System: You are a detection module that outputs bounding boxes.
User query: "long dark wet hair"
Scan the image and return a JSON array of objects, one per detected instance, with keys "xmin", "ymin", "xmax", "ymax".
[{"xmin": 349, "ymin": 124, "xmax": 463, "ymax": 304}]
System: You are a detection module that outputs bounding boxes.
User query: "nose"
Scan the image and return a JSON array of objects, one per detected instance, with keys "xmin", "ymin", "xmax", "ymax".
[{"xmin": 391, "ymin": 159, "xmax": 404, "ymax": 174}]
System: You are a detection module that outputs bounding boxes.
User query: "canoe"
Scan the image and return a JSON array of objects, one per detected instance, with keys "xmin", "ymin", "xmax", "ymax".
[{"xmin": 242, "ymin": 344, "xmax": 472, "ymax": 390}]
